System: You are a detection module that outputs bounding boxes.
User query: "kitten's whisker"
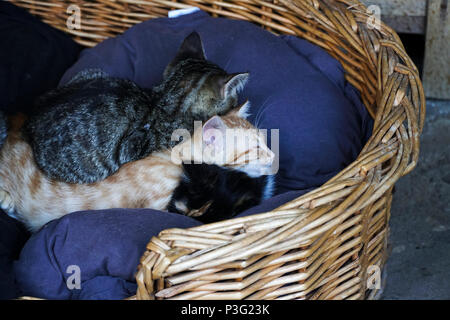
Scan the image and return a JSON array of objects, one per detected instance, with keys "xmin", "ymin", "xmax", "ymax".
[{"xmin": 254, "ymin": 95, "xmax": 272, "ymax": 128}]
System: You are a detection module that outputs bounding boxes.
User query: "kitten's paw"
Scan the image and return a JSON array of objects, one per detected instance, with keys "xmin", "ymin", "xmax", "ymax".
[{"xmin": 0, "ymin": 189, "xmax": 17, "ymax": 219}]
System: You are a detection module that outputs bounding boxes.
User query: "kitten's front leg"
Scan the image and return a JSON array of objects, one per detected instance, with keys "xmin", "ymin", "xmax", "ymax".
[{"xmin": 0, "ymin": 189, "xmax": 17, "ymax": 219}]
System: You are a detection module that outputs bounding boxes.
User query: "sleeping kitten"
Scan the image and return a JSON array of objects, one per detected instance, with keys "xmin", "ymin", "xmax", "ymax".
[
  {"xmin": 168, "ymin": 163, "xmax": 274, "ymax": 223},
  {"xmin": 0, "ymin": 103, "xmax": 274, "ymax": 232},
  {"xmin": 24, "ymin": 31, "xmax": 249, "ymax": 184}
]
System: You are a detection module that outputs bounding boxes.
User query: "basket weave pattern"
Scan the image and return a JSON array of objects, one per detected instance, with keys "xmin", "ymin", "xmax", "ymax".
[{"xmin": 9, "ymin": 0, "xmax": 425, "ymax": 300}]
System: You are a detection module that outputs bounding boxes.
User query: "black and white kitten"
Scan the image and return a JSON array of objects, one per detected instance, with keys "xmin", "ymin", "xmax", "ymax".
[{"xmin": 168, "ymin": 162, "xmax": 274, "ymax": 223}]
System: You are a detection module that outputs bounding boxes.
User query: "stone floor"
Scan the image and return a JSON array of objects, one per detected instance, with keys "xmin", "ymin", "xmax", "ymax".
[{"xmin": 381, "ymin": 99, "xmax": 450, "ymax": 299}]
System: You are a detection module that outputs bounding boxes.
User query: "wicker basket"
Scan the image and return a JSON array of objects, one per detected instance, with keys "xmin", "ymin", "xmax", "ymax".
[{"xmin": 9, "ymin": 0, "xmax": 425, "ymax": 300}]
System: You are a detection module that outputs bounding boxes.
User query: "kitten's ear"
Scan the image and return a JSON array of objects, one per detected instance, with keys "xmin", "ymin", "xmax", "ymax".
[
  {"xmin": 164, "ymin": 32, "xmax": 206, "ymax": 78},
  {"xmin": 202, "ymin": 116, "xmax": 227, "ymax": 148},
  {"xmin": 221, "ymin": 72, "xmax": 249, "ymax": 100},
  {"xmin": 172, "ymin": 32, "xmax": 206, "ymax": 64},
  {"xmin": 229, "ymin": 100, "xmax": 251, "ymax": 119}
]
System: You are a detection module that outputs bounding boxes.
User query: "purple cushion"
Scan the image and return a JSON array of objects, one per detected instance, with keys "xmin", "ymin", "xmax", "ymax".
[{"xmin": 14, "ymin": 209, "xmax": 201, "ymax": 300}]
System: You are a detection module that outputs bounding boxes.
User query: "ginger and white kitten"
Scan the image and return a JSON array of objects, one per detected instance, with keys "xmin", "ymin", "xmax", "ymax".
[{"xmin": 0, "ymin": 103, "xmax": 274, "ymax": 232}]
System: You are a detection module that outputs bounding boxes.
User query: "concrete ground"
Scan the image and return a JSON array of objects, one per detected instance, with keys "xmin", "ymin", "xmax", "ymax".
[{"xmin": 381, "ymin": 99, "xmax": 450, "ymax": 299}]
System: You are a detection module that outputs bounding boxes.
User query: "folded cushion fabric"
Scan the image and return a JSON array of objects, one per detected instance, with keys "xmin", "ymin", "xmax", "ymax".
[
  {"xmin": 0, "ymin": 212, "xmax": 30, "ymax": 299},
  {"xmin": 0, "ymin": 2, "xmax": 81, "ymax": 115},
  {"xmin": 14, "ymin": 209, "xmax": 201, "ymax": 300}
]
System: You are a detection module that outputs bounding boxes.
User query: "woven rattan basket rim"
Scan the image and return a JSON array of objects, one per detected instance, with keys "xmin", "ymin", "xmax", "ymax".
[{"xmin": 8, "ymin": 0, "xmax": 425, "ymax": 300}]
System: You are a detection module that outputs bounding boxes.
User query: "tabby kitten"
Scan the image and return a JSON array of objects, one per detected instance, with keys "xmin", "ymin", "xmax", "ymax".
[
  {"xmin": 24, "ymin": 32, "xmax": 249, "ymax": 184},
  {"xmin": 168, "ymin": 163, "xmax": 274, "ymax": 223},
  {"xmin": 0, "ymin": 103, "xmax": 274, "ymax": 232}
]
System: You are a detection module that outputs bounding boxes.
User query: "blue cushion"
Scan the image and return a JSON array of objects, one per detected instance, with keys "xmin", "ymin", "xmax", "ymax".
[
  {"xmin": 14, "ymin": 209, "xmax": 201, "ymax": 300},
  {"xmin": 60, "ymin": 9, "xmax": 373, "ymax": 194},
  {"xmin": 0, "ymin": 212, "xmax": 30, "ymax": 299},
  {"xmin": 0, "ymin": 2, "xmax": 81, "ymax": 115}
]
